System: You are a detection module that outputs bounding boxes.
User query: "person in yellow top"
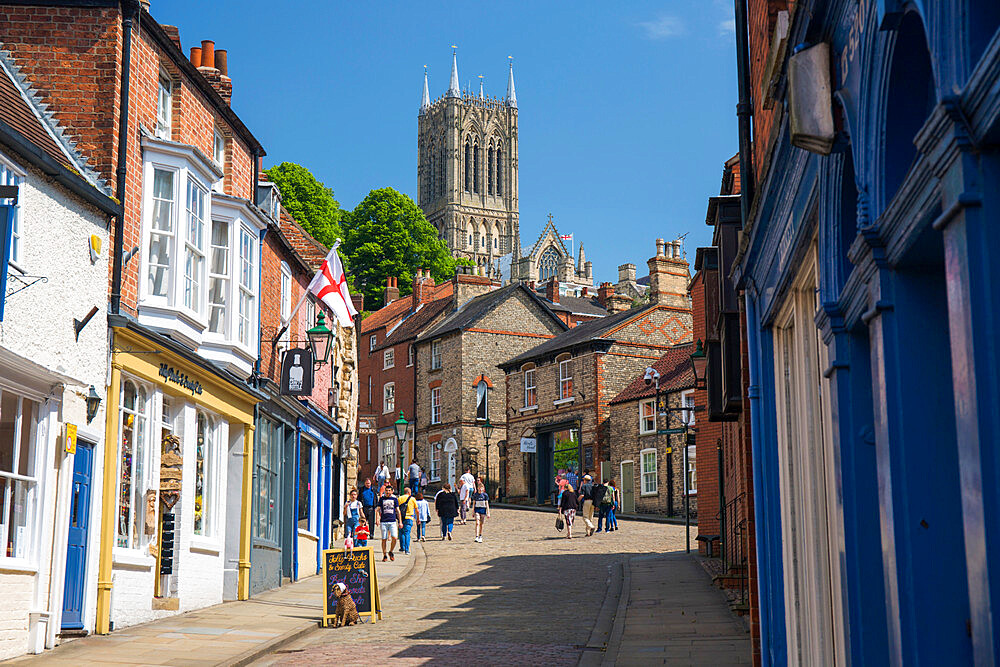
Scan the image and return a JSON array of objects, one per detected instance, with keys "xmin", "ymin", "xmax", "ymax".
[{"xmin": 397, "ymin": 487, "xmax": 419, "ymax": 555}]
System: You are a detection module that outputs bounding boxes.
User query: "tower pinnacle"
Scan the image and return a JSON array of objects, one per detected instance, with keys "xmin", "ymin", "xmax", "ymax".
[
  {"xmin": 478, "ymin": 74, "xmax": 484, "ymax": 99},
  {"xmin": 448, "ymin": 46, "xmax": 460, "ymax": 98},
  {"xmin": 420, "ymin": 65, "xmax": 430, "ymax": 113},
  {"xmin": 507, "ymin": 56, "xmax": 517, "ymax": 108}
]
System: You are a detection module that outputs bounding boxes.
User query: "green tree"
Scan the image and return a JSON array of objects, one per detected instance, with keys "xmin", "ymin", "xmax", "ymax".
[
  {"xmin": 342, "ymin": 187, "xmax": 460, "ymax": 310},
  {"xmin": 265, "ymin": 162, "xmax": 342, "ymax": 247}
]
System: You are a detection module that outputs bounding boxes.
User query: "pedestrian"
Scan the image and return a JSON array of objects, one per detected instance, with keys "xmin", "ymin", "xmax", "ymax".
[
  {"xmin": 565, "ymin": 466, "xmax": 579, "ymax": 490},
  {"xmin": 460, "ymin": 467, "xmax": 476, "ymax": 494},
  {"xmin": 435, "ymin": 482, "xmax": 459, "ymax": 540},
  {"xmin": 559, "ymin": 483, "xmax": 579, "ymax": 538},
  {"xmin": 354, "ymin": 516, "xmax": 370, "ymax": 547},
  {"xmin": 471, "ymin": 480, "xmax": 491, "ymax": 542},
  {"xmin": 375, "ymin": 484, "xmax": 401, "ymax": 562},
  {"xmin": 359, "ymin": 477, "xmax": 377, "ymax": 530},
  {"xmin": 407, "ymin": 459, "xmax": 422, "ymax": 496},
  {"xmin": 458, "ymin": 477, "xmax": 471, "ymax": 524},
  {"xmin": 608, "ymin": 478, "xmax": 620, "ymax": 531},
  {"xmin": 594, "ymin": 479, "xmax": 611, "ymax": 533},
  {"xmin": 579, "ymin": 474, "xmax": 596, "ymax": 536},
  {"xmin": 374, "ymin": 460, "xmax": 390, "ymax": 493},
  {"xmin": 343, "ymin": 488, "xmax": 362, "ymax": 538},
  {"xmin": 416, "ymin": 492, "xmax": 430, "ymax": 542},
  {"xmin": 398, "ymin": 486, "xmax": 418, "ymax": 555}
]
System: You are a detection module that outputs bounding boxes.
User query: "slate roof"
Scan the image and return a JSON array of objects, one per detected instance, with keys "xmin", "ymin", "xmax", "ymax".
[
  {"xmin": 610, "ymin": 342, "xmax": 695, "ymax": 405},
  {"xmin": 374, "ymin": 295, "xmax": 453, "ymax": 351},
  {"xmin": 416, "ymin": 282, "xmax": 567, "ymax": 342},
  {"xmin": 546, "ymin": 294, "xmax": 607, "ymax": 317},
  {"xmin": 500, "ymin": 304, "xmax": 655, "ymax": 370},
  {"xmin": 361, "ymin": 281, "xmax": 453, "ymax": 334},
  {"xmin": 0, "ymin": 48, "xmax": 112, "ymax": 198}
]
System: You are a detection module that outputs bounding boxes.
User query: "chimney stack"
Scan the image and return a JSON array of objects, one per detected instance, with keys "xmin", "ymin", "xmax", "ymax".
[
  {"xmin": 647, "ymin": 238, "xmax": 690, "ymax": 307},
  {"xmin": 413, "ymin": 269, "xmax": 436, "ymax": 306},
  {"xmin": 618, "ymin": 263, "xmax": 636, "ymax": 284},
  {"xmin": 453, "ymin": 266, "xmax": 494, "ymax": 308},
  {"xmin": 384, "ymin": 276, "xmax": 399, "ymax": 305},
  {"xmin": 606, "ymin": 292, "xmax": 632, "ymax": 314},
  {"xmin": 161, "ymin": 25, "xmax": 181, "ymax": 50},
  {"xmin": 194, "ymin": 39, "xmax": 233, "ymax": 105},
  {"xmin": 597, "ymin": 282, "xmax": 614, "ymax": 309},
  {"xmin": 545, "ymin": 278, "xmax": 560, "ymax": 304}
]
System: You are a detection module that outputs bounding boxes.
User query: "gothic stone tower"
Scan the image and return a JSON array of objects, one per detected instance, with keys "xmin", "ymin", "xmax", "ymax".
[{"xmin": 418, "ymin": 52, "xmax": 520, "ymax": 271}]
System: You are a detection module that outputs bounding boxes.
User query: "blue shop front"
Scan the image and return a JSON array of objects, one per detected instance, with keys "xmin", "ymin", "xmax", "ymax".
[
  {"xmin": 731, "ymin": 2, "xmax": 1000, "ymax": 665},
  {"xmin": 294, "ymin": 406, "xmax": 342, "ymax": 579}
]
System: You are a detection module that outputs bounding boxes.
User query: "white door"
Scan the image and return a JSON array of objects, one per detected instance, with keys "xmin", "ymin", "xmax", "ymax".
[{"xmin": 448, "ymin": 453, "xmax": 457, "ymax": 487}]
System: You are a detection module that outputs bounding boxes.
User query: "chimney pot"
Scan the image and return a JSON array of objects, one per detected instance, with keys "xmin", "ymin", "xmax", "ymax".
[
  {"xmin": 215, "ymin": 49, "xmax": 228, "ymax": 76},
  {"xmin": 190, "ymin": 46, "xmax": 202, "ymax": 68},
  {"xmin": 201, "ymin": 40, "xmax": 215, "ymax": 69},
  {"xmin": 656, "ymin": 238, "xmax": 666, "ymax": 258}
]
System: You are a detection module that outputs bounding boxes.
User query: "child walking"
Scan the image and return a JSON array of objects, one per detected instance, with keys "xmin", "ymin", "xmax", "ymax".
[
  {"xmin": 471, "ymin": 481, "xmax": 490, "ymax": 543},
  {"xmin": 416, "ymin": 493, "xmax": 430, "ymax": 542},
  {"xmin": 354, "ymin": 516, "xmax": 370, "ymax": 547}
]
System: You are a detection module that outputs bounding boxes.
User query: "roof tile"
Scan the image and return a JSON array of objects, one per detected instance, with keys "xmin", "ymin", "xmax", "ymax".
[{"xmin": 610, "ymin": 343, "xmax": 695, "ymax": 404}]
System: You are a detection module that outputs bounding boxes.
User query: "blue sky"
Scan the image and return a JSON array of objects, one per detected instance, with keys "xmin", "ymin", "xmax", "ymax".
[{"xmin": 157, "ymin": 1, "xmax": 738, "ymax": 285}]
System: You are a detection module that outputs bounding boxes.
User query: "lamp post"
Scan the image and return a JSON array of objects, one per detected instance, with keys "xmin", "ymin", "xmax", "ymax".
[
  {"xmin": 644, "ymin": 367, "xmax": 673, "ymax": 516},
  {"xmin": 393, "ymin": 411, "xmax": 409, "ymax": 489},
  {"xmin": 306, "ymin": 311, "xmax": 334, "ymax": 366},
  {"xmin": 690, "ymin": 339, "xmax": 707, "ymax": 389},
  {"xmin": 479, "ymin": 418, "xmax": 495, "ymax": 497}
]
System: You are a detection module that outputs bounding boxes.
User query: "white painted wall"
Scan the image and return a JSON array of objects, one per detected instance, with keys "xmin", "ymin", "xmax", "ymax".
[{"xmin": 0, "ymin": 155, "xmax": 110, "ymax": 659}]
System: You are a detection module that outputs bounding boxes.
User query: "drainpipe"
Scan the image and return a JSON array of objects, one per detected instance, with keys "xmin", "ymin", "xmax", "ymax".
[
  {"xmin": 110, "ymin": 0, "xmax": 138, "ymax": 315},
  {"xmin": 734, "ymin": 0, "xmax": 755, "ymax": 223}
]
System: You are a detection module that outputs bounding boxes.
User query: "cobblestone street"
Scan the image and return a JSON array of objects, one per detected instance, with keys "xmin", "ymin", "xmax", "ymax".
[{"xmin": 256, "ymin": 508, "xmax": 733, "ymax": 666}]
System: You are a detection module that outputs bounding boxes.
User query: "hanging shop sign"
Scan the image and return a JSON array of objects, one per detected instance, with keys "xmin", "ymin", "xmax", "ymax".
[
  {"xmin": 280, "ymin": 348, "xmax": 314, "ymax": 396},
  {"xmin": 158, "ymin": 363, "xmax": 203, "ymax": 395},
  {"xmin": 520, "ymin": 436, "xmax": 537, "ymax": 453},
  {"xmin": 65, "ymin": 423, "xmax": 78, "ymax": 454},
  {"xmin": 358, "ymin": 416, "xmax": 377, "ymax": 436}
]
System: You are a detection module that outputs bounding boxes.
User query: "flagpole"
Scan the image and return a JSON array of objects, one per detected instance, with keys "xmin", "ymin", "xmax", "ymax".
[{"xmin": 273, "ymin": 240, "xmax": 341, "ymax": 346}]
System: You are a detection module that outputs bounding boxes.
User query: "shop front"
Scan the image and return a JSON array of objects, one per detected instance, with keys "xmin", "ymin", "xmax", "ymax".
[
  {"xmin": 95, "ymin": 319, "xmax": 261, "ymax": 633},
  {"xmin": 534, "ymin": 422, "xmax": 581, "ymax": 505},
  {"xmin": 293, "ymin": 409, "xmax": 341, "ymax": 580}
]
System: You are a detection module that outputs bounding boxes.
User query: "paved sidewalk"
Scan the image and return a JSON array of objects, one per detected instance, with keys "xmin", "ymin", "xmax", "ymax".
[
  {"xmin": 4, "ymin": 547, "xmax": 419, "ymax": 667},
  {"xmin": 602, "ymin": 552, "xmax": 750, "ymax": 665}
]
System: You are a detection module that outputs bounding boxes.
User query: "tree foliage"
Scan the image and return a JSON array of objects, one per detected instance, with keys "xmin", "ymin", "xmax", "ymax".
[
  {"xmin": 266, "ymin": 162, "xmax": 342, "ymax": 247},
  {"xmin": 342, "ymin": 187, "xmax": 460, "ymax": 310}
]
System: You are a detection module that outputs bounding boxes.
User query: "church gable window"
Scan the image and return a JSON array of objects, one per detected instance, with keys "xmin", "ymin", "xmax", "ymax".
[{"xmin": 539, "ymin": 246, "xmax": 560, "ymax": 281}]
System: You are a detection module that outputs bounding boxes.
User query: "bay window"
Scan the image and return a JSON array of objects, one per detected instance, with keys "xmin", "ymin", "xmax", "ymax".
[
  {"xmin": 207, "ymin": 219, "xmax": 229, "ymax": 334},
  {"xmin": 238, "ymin": 226, "xmax": 255, "ymax": 347},
  {"xmin": 0, "ymin": 389, "xmax": 40, "ymax": 561},
  {"xmin": 117, "ymin": 380, "xmax": 149, "ymax": 549},
  {"xmin": 148, "ymin": 168, "xmax": 175, "ymax": 297},
  {"xmin": 184, "ymin": 179, "xmax": 206, "ymax": 312}
]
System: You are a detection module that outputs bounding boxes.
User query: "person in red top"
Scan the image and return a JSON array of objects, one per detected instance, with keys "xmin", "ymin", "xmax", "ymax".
[{"xmin": 354, "ymin": 517, "xmax": 370, "ymax": 547}]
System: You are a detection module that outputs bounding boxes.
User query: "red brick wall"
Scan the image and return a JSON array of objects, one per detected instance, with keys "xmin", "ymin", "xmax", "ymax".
[
  {"xmin": 748, "ymin": 0, "xmax": 795, "ymax": 186},
  {"xmin": 0, "ymin": 6, "xmax": 257, "ymax": 315},
  {"xmin": 691, "ymin": 271, "xmax": 723, "ymax": 548}
]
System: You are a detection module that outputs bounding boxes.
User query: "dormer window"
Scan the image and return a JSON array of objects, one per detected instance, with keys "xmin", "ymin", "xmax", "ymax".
[{"xmin": 156, "ymin": 74, "xmax": 172, "ymax": 140}]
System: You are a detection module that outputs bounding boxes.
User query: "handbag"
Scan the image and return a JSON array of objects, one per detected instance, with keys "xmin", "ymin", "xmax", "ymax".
[{"xmin": 555, "ymin": 515, "xmax": 565, "ymax": 531}]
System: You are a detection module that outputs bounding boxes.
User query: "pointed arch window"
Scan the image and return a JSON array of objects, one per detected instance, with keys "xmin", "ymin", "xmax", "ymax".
[
  {"xmin": 473, "ymin": 140, "xmax": 481, "ymax": 194},
  {"xmin": 495, "ymin": 142, "xmax": 503, "ymax": 196},
  {"xmin": 464, "ymin": 138, "xmax": 472, "ymax": 192},
  {"xmin": 438, "ymin": 143, "xmax": 446, "ymax": 198},
  {"xmin": 539, "ymin": 246, "xmax": 560, "ymax": 281},
  {"xmin": 487, "ymin": 142, "xmax": 495, "ymax": 195}
]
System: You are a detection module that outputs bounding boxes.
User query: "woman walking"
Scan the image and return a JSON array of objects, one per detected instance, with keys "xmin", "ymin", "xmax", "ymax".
[
  {"xmin": 607, "ymin": 479, "xmax": 620, "ymax": 531},
  {"xmin": 559, "ymin": 483, "xmax": 579, "ymax": 539},
  {"xmin": 471, "ymin": 481, "xmax": 490, "ymax": 543},
  {"xmin": 435, "ymin": 483, "xmax": 459, "ymax": 540},
  {"xmin": 416, "ymin": 493, "xmax": 430, "ymax": 542},
  {"xmin": 343, "ymin": 488, "xmax": 363, "ymax": 538},
  {"xmin": 458, "ymin": 478, "xmax": 471, "ymax": 525}
]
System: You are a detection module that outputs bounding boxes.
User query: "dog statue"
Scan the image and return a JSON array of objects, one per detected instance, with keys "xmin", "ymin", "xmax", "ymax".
[{"xmin": 333, "ymin": 583, "xmax": 360, "ymax": 627}]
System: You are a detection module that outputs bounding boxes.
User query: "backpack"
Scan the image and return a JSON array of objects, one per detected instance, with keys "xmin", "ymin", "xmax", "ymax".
[
  {"xmin": 399, "ymin": 495, "xmax": 411, "ymax": 520},
  {"xmin": 594, "ymin": 485, "xmax": 608, "ymax": 506}
]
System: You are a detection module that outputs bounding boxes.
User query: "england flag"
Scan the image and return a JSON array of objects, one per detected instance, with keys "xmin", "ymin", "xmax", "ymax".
[{"xmin": 308, "ymin": 242, "xmax": 358, "ymax": 327}]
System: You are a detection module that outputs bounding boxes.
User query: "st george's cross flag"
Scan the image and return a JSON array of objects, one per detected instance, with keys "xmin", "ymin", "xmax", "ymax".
[{"xmin": 307, "ymin": 242, "xmax": 358, "ymax": 327}]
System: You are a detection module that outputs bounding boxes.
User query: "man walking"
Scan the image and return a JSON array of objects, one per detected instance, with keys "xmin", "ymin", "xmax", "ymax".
[
  {"xmin": 375, "ymin": 484, "xmax": 401, "ymax": 561},
  {"xmin": 359, "ymin": 477, "xmax": 377, "ymax": 530},
  {"xmin": 398, "ymin": 486, "xmax": 417, "ymax": 555},
  {"xmin": 579, "ymin": 473, "xmax": 596, "ymax": 536},
  {"xmin": 375, "ymin": 459, "xmax": 390, "ymax": 492},
  {"xmin": 460, "ymin": 466, "xmax": 476, "ymax": 493},
  {"xmin": 407, "ymin": 459, "xmax": 423, "ymax": 496}
]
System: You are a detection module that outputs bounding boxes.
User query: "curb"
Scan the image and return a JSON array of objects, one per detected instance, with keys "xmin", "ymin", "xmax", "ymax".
[
  {"xmin": 579, "ymin": 560, "xmax": 625, "ymax": 666},
  {"xmin": 599, "ymin": 556, "xmax": 633, "ymax": 667},
  {"xmin": 224, "ymin": 543, "xmax": 425, "ymax": 667},
  {"xmin": 493, "ymin": 502, "xmax": 698, "ymax": 526}
]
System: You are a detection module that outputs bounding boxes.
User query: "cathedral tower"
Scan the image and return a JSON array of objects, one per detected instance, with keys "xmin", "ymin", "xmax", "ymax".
[{"xmin": 418, "ymin": 52, "xmax": 520, "ymax": 271}]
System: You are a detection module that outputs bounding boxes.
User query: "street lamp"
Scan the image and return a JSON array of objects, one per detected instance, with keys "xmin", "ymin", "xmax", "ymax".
[
  {"xmin": 306, "ymin": 311, "xmax": 334, "ymax": 365},
  {"xmin": 85, "ymin": 385, "xmax": 102, "ymax": 423},
  {"xmin": 393, "ymin": 411, "xmax": 409, "ymax": 486},
  {"xmin": 690, "ymin": 339, "xmax": 708, "ymax": 389},
  {"xmin": 479, "ymin": 418, "xmax": 495, "ymax": 497}
]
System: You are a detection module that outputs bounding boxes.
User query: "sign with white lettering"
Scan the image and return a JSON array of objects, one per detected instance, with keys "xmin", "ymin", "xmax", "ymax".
[
  {"xmin": 280, "ymin": 348, "xmax": 314, "ymax": 396},
  {"xmin": 520, "ymin": 437, "xmax": 537, "ymax": 453}
]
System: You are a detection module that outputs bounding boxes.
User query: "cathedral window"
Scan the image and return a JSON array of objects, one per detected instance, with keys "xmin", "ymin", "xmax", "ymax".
[
  {"xmin": 495, "ymin": 143, "xmax": 503, "ymax": 196},
  {"xmin": 487, "ymin": 143, "xmax": 495, "ymax": 195},
  {"xmin": 438, "ymin": 144, "xmax": 445, "ymax": 198},
  {"xmin": 539, "ymin": 246, "xmax": 560, "ymax": 281},
  {"xmin": 464, "ymin": 139, "xmax": 472, "ymax": 192},
  {"xmin": 474, "ymin": 140, "xmax": 481, "ymax": 194}
]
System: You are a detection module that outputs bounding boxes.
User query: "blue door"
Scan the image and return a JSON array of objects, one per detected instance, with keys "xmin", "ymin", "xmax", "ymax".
[{"xmin": 62, "ymin": 442, "xmax": 93, "ymax": 630}]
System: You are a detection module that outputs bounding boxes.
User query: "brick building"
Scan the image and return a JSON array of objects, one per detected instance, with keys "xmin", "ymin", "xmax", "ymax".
[
  {"xmin": 413, "ymin": 272, "xmax": 567, "ymax": 493},
  {"xmin": 357, "ymin": 271, "xmax": 453, "ymax": 483},
  {"xmin": 607, "ymin": 344, "xmax": 696, "ymax": 518},
  {"xmin": 0, "ymin": 0, "xmax": 270, "ymax": 637},
  {"xmin": 501, "ymin": 240, "xmax": 693, "ymax": 503}
]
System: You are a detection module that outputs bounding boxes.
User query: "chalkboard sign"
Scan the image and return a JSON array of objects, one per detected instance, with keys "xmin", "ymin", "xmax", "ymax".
[{"xmin": 322, "ymin": 547, "xmax": 381, "ymax": 625}]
